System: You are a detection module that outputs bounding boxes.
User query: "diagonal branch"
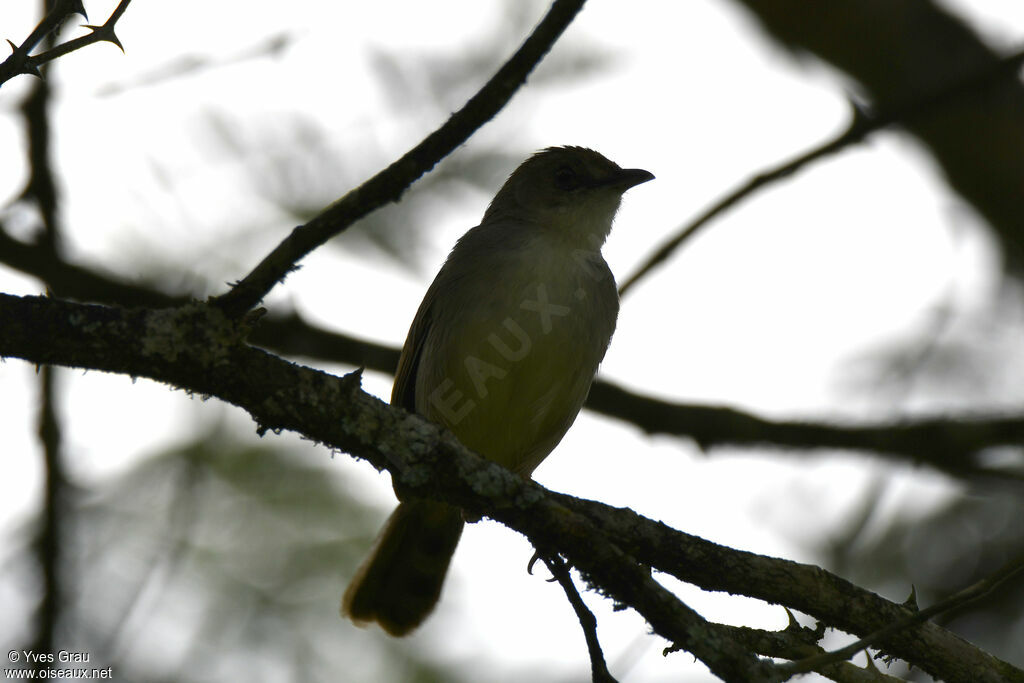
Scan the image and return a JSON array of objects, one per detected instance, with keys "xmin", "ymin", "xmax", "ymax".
[
  {"xmin": 779, "ymin": 552, "xmax": 1024, "ymax": 677},
  {"xmin": 0, "ymin": 0, "xmax": 131, "ymax": 87},
  {"xmin": 1, "ymin": 292, "xmax": 1021, "ymax": 682},
  {"xmin": 736, "ymin": 2, "xmax": 1024, "ymax": 277},
  {"xmin": 706, "ymin": 618, "xmax": 905, "ymax": 682},
  {"xmin": 618, "ymin": 46, "xmax": 1024, "ymax": 296},
  {"xmin": 556, "ymin": 494, "xmax": 1024, "ymax": 683},
  {"xmin": 542, "ymin": 554, "xmax": 617, "ymax": 683},
  {"xmin": 211, "ymin": 0, "xmax": 589, "ymax": 317},
  {"xmin": 0, "ymin": 292, "xmax": 775, "ymax": 682}
]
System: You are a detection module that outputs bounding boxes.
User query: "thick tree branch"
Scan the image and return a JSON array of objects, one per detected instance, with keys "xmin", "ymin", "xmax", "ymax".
[
  {"xmin": 3, "ymin": 225, "xmax": 1021, "ymax": 478},
  {"xmin": 0, "ymin": 293, "xmax": 775, "ymax": 681},
  {"xmin": 211, "ymin": 0, "xmax": 588, "ymax": 317},
  {"xmin": 779, "ymin": 552, "xmax": 1024, "ymax": 677},
  {"xmin": 1, "ymin": 293, "xmax": 1021, "ymax": 681},
  {"xmin": 557, "ymin": 494, "xmax": 1024, "ymax": 683}
]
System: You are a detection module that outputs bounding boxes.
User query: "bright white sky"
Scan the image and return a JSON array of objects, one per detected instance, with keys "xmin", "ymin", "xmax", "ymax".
[{"xmin": 2, "ymin": 1, "xmax": 1024, "ymax": 681}]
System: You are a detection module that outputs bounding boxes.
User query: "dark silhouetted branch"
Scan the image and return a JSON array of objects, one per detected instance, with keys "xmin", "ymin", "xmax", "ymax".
[
  {"xmin": 0, "ymin": 0, "xmax": 131, "ymax": 87},
  {"xmin": 779, "ymin": 552, "xmax": 1024, "ymax": 678},
  {"xmin": 735, "ymin": 1, "xmax": 1024, "ymax": 277},
  {"xmin": 697, "ymin": 617, "xmax": 905, "ymax": 682},
  {"xmin": 211, "ymin": 0, "xmax": 589, "ymax": 317},
  {"xmin": 0, "ymin": 293, "xmax": 782, "ymax": 682},
  {"xmin": 3, "ymin": 224, "xmax": 1021, "ymax": 479},
  {"xmin": 555, "ymin": 493, "xmax": 1024, "ymax": 683},
  {"xmin": 586, "ymin": 380, "xmax": 1024, "ymax": 480},
  {"xmin": 542, "ymin": 554, "xmax": 617, "ymax": 683},
  {"xmin": 619, "ymin": 46, "xmax": 1024, "ymax": 296},
  {"xmin": 2, "ymin": 293, "xmax": 1021, "ymax": 682},
  {"xmin": 19, "ymin": 19, "xmax": 68, "ymax": 664}
]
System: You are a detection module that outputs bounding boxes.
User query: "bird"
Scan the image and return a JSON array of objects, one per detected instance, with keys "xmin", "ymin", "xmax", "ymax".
[{"xmin": 341, "ymin": 146, "xmax": 653, "ymax": 636}]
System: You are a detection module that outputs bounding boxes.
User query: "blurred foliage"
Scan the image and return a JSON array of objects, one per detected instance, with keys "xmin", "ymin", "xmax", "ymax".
[
  {"xmin": 825, "ymin": 283, "xmax": 1024, "ymax": 677},
  {"xmin": 6, "ymin": 420, "xmax": 467, "ymax": 683},
  {"xmin": 839, "ymin": 285, "xmax": 1024, "ymax": 416}
]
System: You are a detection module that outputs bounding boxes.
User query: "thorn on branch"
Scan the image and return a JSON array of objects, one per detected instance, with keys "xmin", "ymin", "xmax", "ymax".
[
  {"xmin": 0, "ymin": 0, "xmax": 133, "ymax": 88},
  {"xmin": 70, "ymin": 0, "xmax": 89, "ymax": 21},
  {"xmin": 901, "ymin": 585, "xmax": 919, "ymax": 611},
  {"xmin": 4, "ymin": 40, "xmax": 41, "ymax": 78},
  {"xmin": 83, "ymin": 24, "xmax": 124, "ymax": 52}
]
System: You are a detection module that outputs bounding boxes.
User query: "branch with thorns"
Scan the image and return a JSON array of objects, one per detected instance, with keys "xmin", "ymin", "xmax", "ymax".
[{"xmin": 0, "ymin": 0, "xmax": 131, "ymax": 87}]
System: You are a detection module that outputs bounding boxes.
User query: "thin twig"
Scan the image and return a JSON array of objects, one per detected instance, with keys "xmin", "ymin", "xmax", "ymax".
[
  {"xmin": 711, "ymin": 616, "xmax": 904, "ymax": 683},
  {"xmin": 541, "ymin": 554, "xmax": 617, "ymax": 683},
  {"xmin": 3, "ymin": 0, "xmax": 85, "ymax": 70},
  {"xmin": 211, "ymin": 0, "xmax": 588, "ymax": 317},
  {"xmin": 777, "ymin": 553, "xmax": 1024, "ymax": 678},
  {"xmin": 618, "ymin": 46, "xmax": 1024, "ymax": 297},
  {"xmin": 0, "ymin": 0, "xmax": 132, "ymax": 87}
]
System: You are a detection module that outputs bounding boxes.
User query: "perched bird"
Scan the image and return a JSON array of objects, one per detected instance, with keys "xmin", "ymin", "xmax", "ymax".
[{"xmin": 342, "ymin": 146, "xmax": 653, "ymax": 636}]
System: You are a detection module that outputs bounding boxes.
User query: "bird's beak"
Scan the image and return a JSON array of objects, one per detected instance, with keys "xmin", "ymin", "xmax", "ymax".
[{"xmin": 607, "ymin": 167, "xmax": 655, "ymax": 190}]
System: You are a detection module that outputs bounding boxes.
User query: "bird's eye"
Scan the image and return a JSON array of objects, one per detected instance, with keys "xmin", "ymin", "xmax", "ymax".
[{"xmin": 553, "ymin": 166, "xmax": 580, "ymax": 191}]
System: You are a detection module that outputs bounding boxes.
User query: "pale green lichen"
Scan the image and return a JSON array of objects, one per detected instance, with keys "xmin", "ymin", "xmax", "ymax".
[{"xmin": 141, "ymin": 303, "xmax": 241, "ymax": 366}]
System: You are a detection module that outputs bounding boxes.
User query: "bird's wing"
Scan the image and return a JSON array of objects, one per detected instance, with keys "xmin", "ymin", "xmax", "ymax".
[{"xmin": 390, "ymin": 296, "xmax": 434, "ymax": 411}]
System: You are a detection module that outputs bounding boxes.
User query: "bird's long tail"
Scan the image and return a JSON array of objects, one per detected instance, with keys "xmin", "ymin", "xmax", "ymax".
[{"xmin": 342, "ymin": 499, "xmax": 464, "ymax": 636}]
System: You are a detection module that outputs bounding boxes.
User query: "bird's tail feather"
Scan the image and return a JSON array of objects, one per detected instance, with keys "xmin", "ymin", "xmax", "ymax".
[{"xmin": 342, "ymin": 499, "xmax": 464, "ymax": 636}]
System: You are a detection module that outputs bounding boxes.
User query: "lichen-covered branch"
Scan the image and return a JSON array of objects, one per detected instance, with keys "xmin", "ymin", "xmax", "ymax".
[
  {"xmin": 558, "ymin": 494, "xmax": 1024, "ymax": 683},
  {"xmin": 0, "ymin": 293, "xmax": 774, "ymax": 681},
  {"xmin": 2, "ymin": 292, "xmax": 1021, "ymax": 682}
]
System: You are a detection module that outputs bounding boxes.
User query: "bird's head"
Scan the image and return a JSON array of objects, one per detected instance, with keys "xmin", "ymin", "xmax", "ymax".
[{"xmin": 483, "ymin": 146, "xmax": 653, "ymax": 245}]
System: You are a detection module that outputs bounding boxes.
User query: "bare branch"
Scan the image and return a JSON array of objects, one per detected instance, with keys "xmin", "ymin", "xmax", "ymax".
[
  {"xmin": 0, "ymin": 0, "xmax": 132, "ymax": 87},
  {"xmin": 779, "ymin": 552, "xmax": 1024, "ymax": 677},
  {"xmin": 19, "ymin": 18, "xmax": 67, "ymax": 663},
  {"xmin": 541, "ymin": 554, "xmax": 617, "ymax": 683},
  {"xmin": 618, "ymin": 46, "xmax": 1024, "ymax": 296},
  {"xmin": 0, "ymin": 293, "xmax": 777, "ymax": 682},
  {"xmin": 735, "ymin": 1, "xmax": 1024, "ymax": 277},
  {"xmin": 586, "ymin": 380, "xmax": 1024, "ymax": 480},
  {"xmin": 2, "ymin": 293, "xmax": 1021, "ymax": 682},
  {"xmin": 556, "ymin": 494, "xmax": 1024, "ymax": 683},
  {"xmin": 709, "ymin": 618, "xmax": 904, "ymax": 682},
  {"xmin": 211, "ymin": 0, "xmax": 589, "ymax": 317}
]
